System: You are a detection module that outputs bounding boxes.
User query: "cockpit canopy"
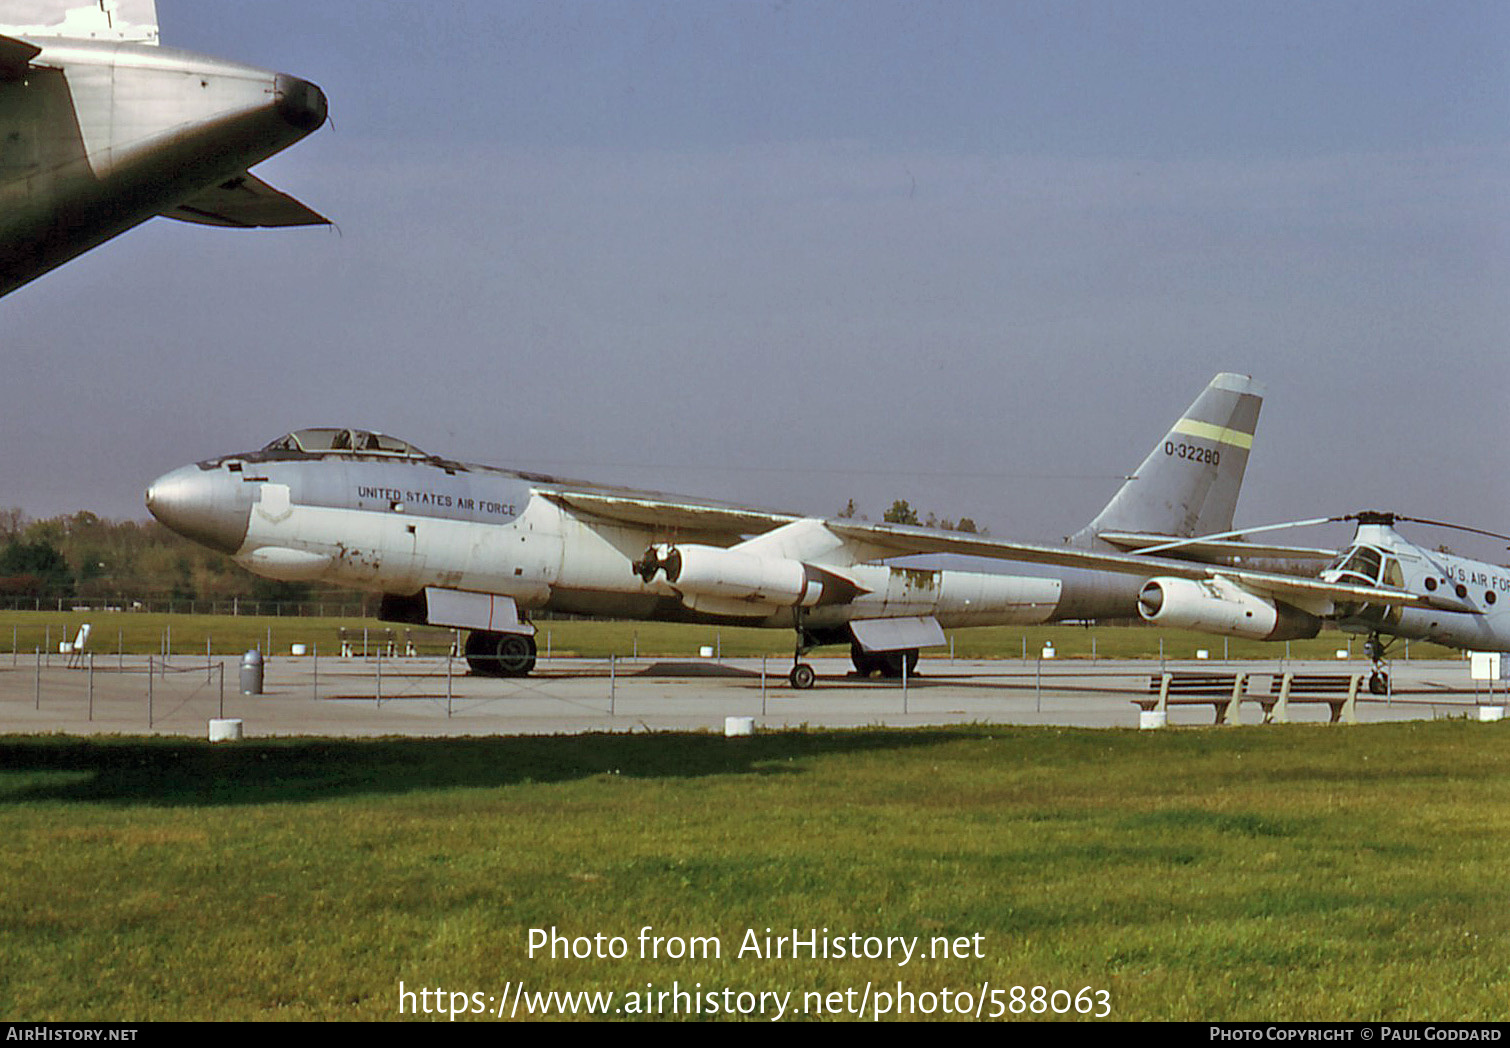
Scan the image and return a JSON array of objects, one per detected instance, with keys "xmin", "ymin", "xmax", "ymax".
[
  {"xmin": 1325, "ymin": 545, "xmax": 1404, "ymax": 589},
  {"xmin": 1323, "ymin": 543, "xmax": 1407, "ymax": 626},
  {"xmin": 261, "ymin": 428, "xmax": 429, "ymax": 458}
]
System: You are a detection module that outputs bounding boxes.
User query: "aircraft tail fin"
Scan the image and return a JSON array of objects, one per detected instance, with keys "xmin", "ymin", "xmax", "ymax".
[
  {"xmin": 0, "ymin": 1, "xmax": 159, "ymax": 44},
  {"xmin": 1069, "ymin": 373, "xmax": 1263, "ymax": 549}
]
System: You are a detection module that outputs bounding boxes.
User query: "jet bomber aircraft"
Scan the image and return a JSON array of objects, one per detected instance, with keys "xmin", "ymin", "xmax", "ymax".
[
  {"xmin": 0, "ymin": 0, "xmax": 328, "ymax": 297},
  {"xmin": 149, "ymin": 374, "xmax": 1317, "ymax": 688}
]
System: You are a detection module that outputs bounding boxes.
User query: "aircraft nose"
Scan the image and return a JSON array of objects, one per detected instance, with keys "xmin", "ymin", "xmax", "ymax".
[
  {"xmin": 145, "ymin": 466, "xmax": 251, "ymax": 555},
  {"xmin": 274, "ymin": 74, "xmax": 328, "ymax": 132}
]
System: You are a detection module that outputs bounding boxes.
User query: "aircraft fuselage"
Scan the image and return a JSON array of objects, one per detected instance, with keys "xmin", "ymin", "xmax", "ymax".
[{"xmin": 146, "ymin": 438, "xmax": 1146, "ymax": 639}]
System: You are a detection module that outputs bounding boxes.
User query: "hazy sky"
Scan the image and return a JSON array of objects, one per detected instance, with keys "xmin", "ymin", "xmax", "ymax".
[{"xmin": 3, "ymin": 1, "xmax": 1506, "ymax": 558}]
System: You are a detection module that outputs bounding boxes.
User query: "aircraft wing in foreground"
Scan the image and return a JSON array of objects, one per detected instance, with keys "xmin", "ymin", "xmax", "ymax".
[{"xmin": 0, "ymin": 0, "xmax": 328, "ymax": 297}]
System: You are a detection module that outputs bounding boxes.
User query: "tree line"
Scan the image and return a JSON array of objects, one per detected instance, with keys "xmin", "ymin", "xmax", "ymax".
[
  {"xmin": 0, "ymin": 509, "xmax": 321, "ymax": 603},
  {"xmin": 838, "ymin": 498, "xmax": 985, "ymax": 534}
]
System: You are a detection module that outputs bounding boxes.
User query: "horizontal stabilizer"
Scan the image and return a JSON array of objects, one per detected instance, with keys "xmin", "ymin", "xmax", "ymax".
[
  {"xmin": 160, "ymin": 173, "xmax": 329, "ymax": 228},
  {"xmin": 0, "ymin": 33, "xmax": 40, "ymax": 79},
  {"xmin": 1097, "ymin": 532, "xmax": 1338, "ymax": 561}
]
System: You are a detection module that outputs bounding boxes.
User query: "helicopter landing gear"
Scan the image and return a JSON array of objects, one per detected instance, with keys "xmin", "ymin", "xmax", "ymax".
[{"xmin": 1364, "ymin": 632, "xmax": 1390, "ymax": 695}]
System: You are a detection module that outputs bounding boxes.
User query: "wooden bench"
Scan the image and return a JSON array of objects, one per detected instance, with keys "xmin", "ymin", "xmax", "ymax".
[
  {"xmin": 403, "ymin": 627, "xmax": 461, "ymax": 657},
  {"xmin": 1135, "ymin": 672, "xmax": 1250, "ymax": 725},
  {"xmin": 1262, "ymin": 673, "xmax": 1365, "ymax": 725},
  {"xmin": 338, "ymin": 627, "xmax": 396, "ymax": 658}
]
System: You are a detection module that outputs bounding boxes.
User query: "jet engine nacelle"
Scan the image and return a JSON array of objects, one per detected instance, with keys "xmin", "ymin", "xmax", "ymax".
[
  {"xmin": 1138, "ymin": 576, "xmax": 1321, "ymax": 641},
  {"xmin": 636, "ymin": 543, "xmax": 829, "ymax": 610}
]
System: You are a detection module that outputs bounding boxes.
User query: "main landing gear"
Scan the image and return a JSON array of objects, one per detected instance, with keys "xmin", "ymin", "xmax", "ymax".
[
  {"xmin": 1364, "ymin": 632, "xmax": 1390, "ymax": 695},
  {"xmin": 783, "ymin": 636, "xmax": 923, "ymax": 689},
  {"xmin": 465, "ymin": 630, "xmax": 537, "ymax": 677},
  {"xmin": 850, "ymin": 642, "xmax": 919, "ymax": 679}
]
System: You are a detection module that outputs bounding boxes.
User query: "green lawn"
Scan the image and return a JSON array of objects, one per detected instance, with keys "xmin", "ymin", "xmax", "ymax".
[{"xmin": 1, "ymin": 722, "xmax": 1505, "ymax": 1021}]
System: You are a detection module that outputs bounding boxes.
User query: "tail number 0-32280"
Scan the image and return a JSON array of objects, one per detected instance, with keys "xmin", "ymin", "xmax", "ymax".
[{"xmin": 1164, "ymin": 441, "xmax": 1219, "ymax": 466}]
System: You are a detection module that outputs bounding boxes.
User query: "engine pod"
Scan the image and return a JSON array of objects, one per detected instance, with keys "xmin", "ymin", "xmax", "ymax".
[{"xmin": 1139, "ymin": 576, "xmax": 1320, "ymax": 641}]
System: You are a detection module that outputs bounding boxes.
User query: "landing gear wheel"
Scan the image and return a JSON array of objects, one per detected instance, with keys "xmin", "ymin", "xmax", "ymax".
[
  {"xmin": 465, "ymin": 630, "xmax": 537, "ymax": 677},
  {"xmin": 1369, "ymin": 670, "xmax": 1389, "ymax": 695},
  {"xmin": 878, "ymin": 649, "xmax": 919, "ymax": 678},
  {"xmin": 851, "ymin": 643, "xmax": 919, "ymax": 678},
  {"xmin": 850, "ymin": 643, "xmax": 881, "ymax": 678},
  {"xmin": 464, "ymin": 631, "xmax": 494, "ymax": 676},
  {"xmin": 789, "ymin": 663, "xmax": 816, "ymax": 690}
]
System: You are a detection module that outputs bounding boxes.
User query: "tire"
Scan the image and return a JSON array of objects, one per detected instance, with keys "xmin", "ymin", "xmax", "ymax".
[
  {"xmin": 465, "ymin": 630, "xmax": 537, "ymax": 677},
  {"xmin": 878, "ymin": 649, "xmax": 919, "ymax": 678},
  {"xmin": 789, "ymin": 663, "xmax": 816, "ymax": 690},
  {"xmin": 1369, "ymin": 670, "xmax": 1389, "ymax": 695},
  {"xmin": 850, "ymin": 642, "xmax": 880, "ymax": 677}
]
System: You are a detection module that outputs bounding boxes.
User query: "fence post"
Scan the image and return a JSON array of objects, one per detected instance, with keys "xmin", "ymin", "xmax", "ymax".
[{"xmin": 902, "ymin": 650, "xmax": 908, "ymax": 714}]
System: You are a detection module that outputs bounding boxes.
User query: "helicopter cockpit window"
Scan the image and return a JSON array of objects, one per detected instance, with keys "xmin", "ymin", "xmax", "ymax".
[
  {"xmin": 1326, "ymin": 544, "xmax": 1405, "ymax": 626},
  {"xmin": 1328, "ymin": 545, "xmax": 1385, "ymax": 586}
]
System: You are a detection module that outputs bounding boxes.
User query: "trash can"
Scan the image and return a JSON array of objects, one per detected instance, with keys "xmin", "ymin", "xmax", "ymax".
[{"xmin": 240, "ymin": 650, "xmax": 264, "ymax": 695}]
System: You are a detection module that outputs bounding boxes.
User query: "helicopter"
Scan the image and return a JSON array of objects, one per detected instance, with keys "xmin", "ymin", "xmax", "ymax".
[{"xmin": 807, "ymin": 510, "xmax": 1509, "ymax": 694}]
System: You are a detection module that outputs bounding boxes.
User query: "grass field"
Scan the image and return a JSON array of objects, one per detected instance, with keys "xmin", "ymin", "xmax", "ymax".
[
  {"xmin": 0, "ymin": 609, "xmax": 1464, "ymax": 662},
  {"xmin": 2, "ymin": 722, "xmax": 1506, "ymax": 1021}
]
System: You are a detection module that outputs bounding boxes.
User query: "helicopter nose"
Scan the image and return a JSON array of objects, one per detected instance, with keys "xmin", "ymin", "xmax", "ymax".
[{"xmin": 145, "ymin": 465, "xmax": 252, "ymax": 555}]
